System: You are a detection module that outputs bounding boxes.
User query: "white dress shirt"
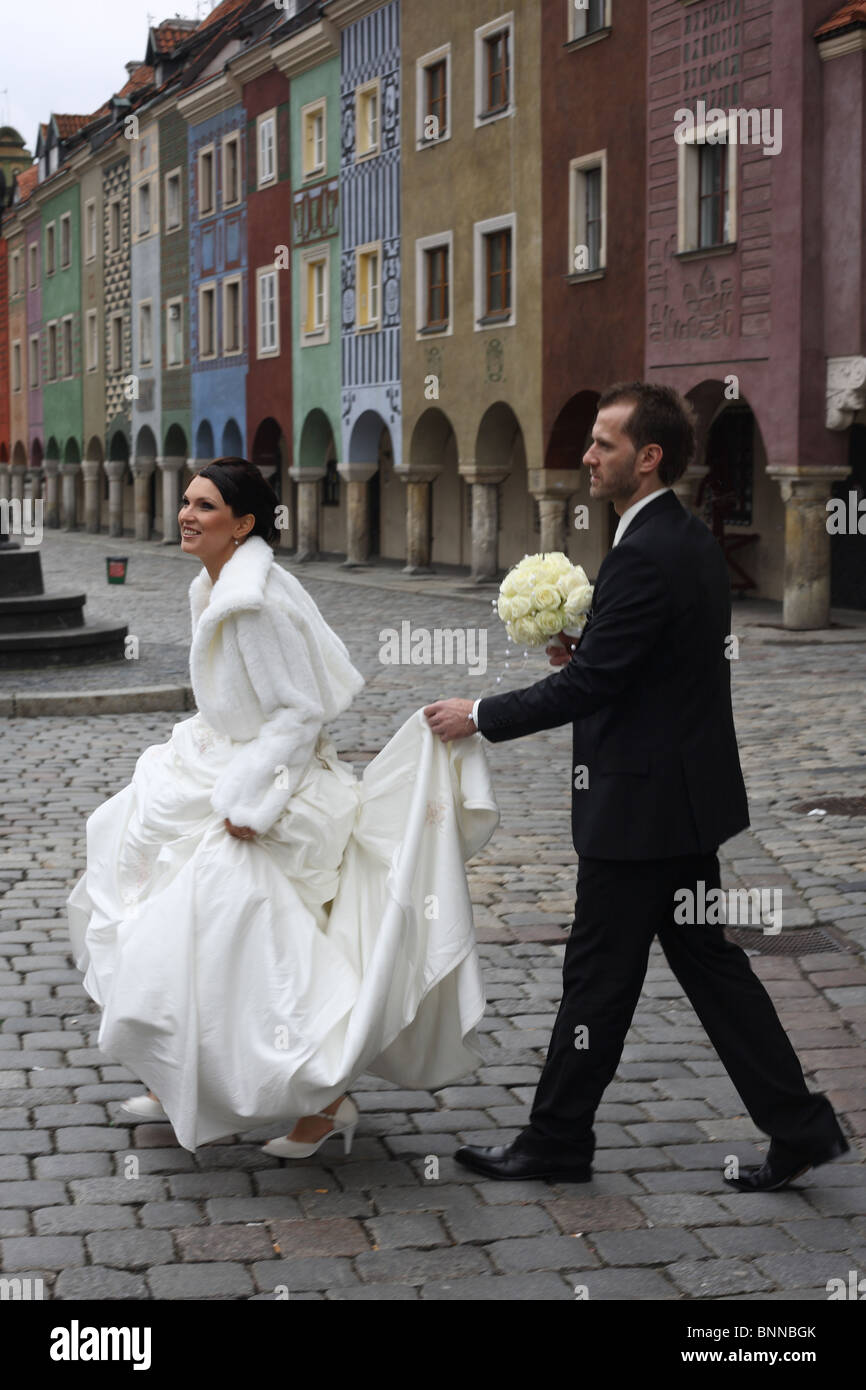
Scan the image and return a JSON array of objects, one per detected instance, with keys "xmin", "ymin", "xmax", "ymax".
[{"xmin": 472, "ymin": 488, "xmax": 671, "ymax": 730}]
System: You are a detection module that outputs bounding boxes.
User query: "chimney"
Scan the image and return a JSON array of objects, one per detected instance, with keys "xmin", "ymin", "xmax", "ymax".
[{"xmin": 125, "ymin": 61, "xmax": 143, "ymax": 78}]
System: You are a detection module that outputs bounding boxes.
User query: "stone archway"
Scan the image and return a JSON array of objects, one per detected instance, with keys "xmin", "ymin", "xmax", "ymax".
[
  {"xmin": 194, "ymin": 420, "xmax": 215, "ymax": 467},
  {"xmin": 295, "ymin": 409, "xmax": 338, "ymax": 560},
  {"xmin": 252, "ymin": 417, "xmax": 292, "ymax": 549},
  {"xmin": 221, "ymin": 418, "xmax": 243, "ymax": 458},
  {"xmin": 106, "ymin": 429, "xmax": 131, "ymax": 538},
  {"xmin": 133, "ymin": 424, "xmax": 158, "ymax": 542},
  {"xmin": 341, "ymin": 410, "xmax": 388, "ymax": 566},
  {"xmin": 542, "ymin": 390, "xmax": 603, "ymax": 563},
  {"xmin": 408, "ymin": 407, "xmax": 463, "ymax": 570},
  {"xmin": 83, "ymin": 435, "xmax": 104, "ymax": 533},
  {"xmin": 830, "ymin": 424, "xmax": 866, "ymax": 610},
  {"xmin": 468, "ymin": 402, "xmax": 527, "ymax": 580}
]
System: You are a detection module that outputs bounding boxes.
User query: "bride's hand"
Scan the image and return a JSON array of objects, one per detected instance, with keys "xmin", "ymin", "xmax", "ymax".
[
  {"xmin": 546, "ymin": 631, "xmax": 580, "ymax": 668},
  {"xmin": 224, "ymin": 819, "xmax": 257, "ymax": 840}
]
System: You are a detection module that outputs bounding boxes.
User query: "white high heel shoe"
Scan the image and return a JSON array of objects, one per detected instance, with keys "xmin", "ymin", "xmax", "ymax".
[
  {"xmin": 118, "ymin": 1095, "xmax": 168, "ymax": 1122},
  {"xmin": 261, "ymin": 1097, "xmax": 358, "ymax": 1159}
]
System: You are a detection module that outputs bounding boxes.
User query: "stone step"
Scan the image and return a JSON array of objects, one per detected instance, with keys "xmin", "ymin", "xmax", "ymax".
[
  {"xmin": 0, "ymin": 624, "xmax": 128, "ymax": 669},
  {"xmin": 0, "ymin": 593, "xmax": 87, "ymax": 634}
]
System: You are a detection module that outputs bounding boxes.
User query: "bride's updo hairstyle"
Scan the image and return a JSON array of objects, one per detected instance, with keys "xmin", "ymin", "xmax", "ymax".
[{"xmin": 194, "ymin": 457, "xmax": 281, "ymax": 547}]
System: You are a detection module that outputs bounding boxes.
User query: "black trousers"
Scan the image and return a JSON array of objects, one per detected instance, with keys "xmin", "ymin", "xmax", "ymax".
[{"xmin": 514, "ymin": 852, "xmax": 845, "ymax": 1167}]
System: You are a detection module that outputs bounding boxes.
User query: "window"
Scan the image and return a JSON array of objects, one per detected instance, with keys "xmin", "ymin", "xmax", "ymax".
[
  {"xmin": 699, "ymin": 144, "xmax": 729, "ymax": 249},
  {"xmin": 257, "ymin": 112, "xmax": 276, "ymax": 186},
  {"xmin": 109, "ymin": 312, "xmax": 124, "ymax": 372},
  {"xmin": 28, "ymin": 243, "xmax": 38, "ymax": 288},
  {"xmin": 677, "ymin": 114, "xmax": 738, "ymax": 254},
  {"xmin": 302, "ymin": 100, "xmax": 326, "ymax": 179},
  {"xmin": 60, "ymin": 213, "xmax": 71, "ymax": 268},
  {"xmin": 62, "ymin": 317, "xmax": 73, "ymax": 377},
  {"xmin": 198, "ymin": 145, "xmax": 215, "ymax": 216},
  {"xmin": 166, "ymin": 297, "xmax": 183, "ymax": 368},
  {"xmin": 474, "ymin": 213, "xmax": 516, "ymax": 328},
  {"xmin": 47, "ymin": 321, "xmax": 58, "ymax": 380},
  {"xmin": 165, "ymin": 169, "xmax": 182, "ymax": 232},
  {"xmin": 300, "ymin": 246, "xmax": 330, "ymax": 343},
  {"xmin": 108, "ymin": 199, "xmax": 122, "ymax": 253},
  {"xmin": 46, "ymin": 222, "xmax": 56, "ymax": 275},
  {"xmin": 256, "ymin": 267, "xmax": 278, "ymax": 357},
  {"xmin": 11, "ymin": 341, "xmax": 22, "ymax": 392},
  {"xmin": 199, "ymin": 282, "xmax": 217, "ymax": 358},
  {"xmin": 84, "ymin": 200, "xmax": 97, "ymax": 261},
  {"xmin": 416, "ymin": 46, "xmax": 451, "ymax": 146},
  {"xmin": 356, "ymin": 79, "xmax": 380, "ymax": 159},
  {"xmin": 475, "ymin": 15, "xmax": 514, "ymax": 124},
  {"xmin": 137, "ymin": 181, "xmax": 151, "ymax": 237},
  {"xmin": 415, "ymin": 232, "xmax": 453, "ymax": 335},
  {"xmin": 355, "ymin": 242, "xmax": 380, "ymax": 329},
  {"xmin": 11, "ymin": 250, "xmax": 21, "ymax": 295},
  {"xmin": 223, "ymin": 276, "xmax": 242, "ymax": 354},
  {"xmin": 139, "ymin": 301, "xmax": 153, "ymax": 366},
  {"xmin": 567, "ymin": 0, "xmax": 611, "ymax": 43},
  {"xmin": 222, "ymin": 133, "xmax": 241, "ymax": 208},
  {"xmin": 86, "ymin": 309, "xmax": 98, "ymax": 372},
  {"xmin": 29, "ymin": 335, "xmax": 39, "ymax": 388},
  {"xmin": 568, "ymin": 151, "xmax": 607, "ymax": 275}
]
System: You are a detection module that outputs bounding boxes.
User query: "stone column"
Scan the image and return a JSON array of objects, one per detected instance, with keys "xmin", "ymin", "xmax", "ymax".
[
  {"xmin": 60, "ymin": 463, "xmax": 82, "ymax": 530},
  {"xmin": 10, "ymin": 461, "xmax": 27, "ymax": 504},
  {"xmin": 670, "ymin": 462, "xmax": 710, "ymax": 511},
  {"xmin": 157, "ymin": 455, "xmax": 186, "ymax": 544},
  {"xmin": 41, "ymin": 460, "xmax": 59, "ymax": 528},
  {"xmin": 105, "ymin": 459, "xmax": 127, "ymax": 538},
  {"xmin": 131, "ymin": 459, "xmax": 156, "ymax": 542},
  {"xmin": 337, "ymin": 461, "xmax": 378, "ymax": 566},
  {"xmin": 82, "ymin": 459, "xmax": 103, "ymax": 533},
  {"xmin": 289, "ymin": 465, "xmax": 325, "ymax": 561},
  {"xmin": 395, "ymin": 464, "xmax": 439, "ymax": 574},
  {"xmin": 768, "ymin": 467, "xmax": 851, "ymax": 630},
  {"xmin": 527, "ymin": 468, "xmax": 582, "ymax": 554},
  {"xmin": 460, "ymin": 466, "xmax": 509, "ymax": 581},
  {"xmin": 0, "ymin": 462, "xmax": 11, "ymax": 504}
]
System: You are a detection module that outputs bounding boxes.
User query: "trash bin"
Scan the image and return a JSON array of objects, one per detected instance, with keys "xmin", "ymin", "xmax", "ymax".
[{"xmin": 106, "ymin": 557, "xmax": 129, "ymax": 584}]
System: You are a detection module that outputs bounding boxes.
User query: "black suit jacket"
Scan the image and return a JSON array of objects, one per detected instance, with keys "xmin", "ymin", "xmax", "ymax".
[{"xmin": 477, "ymin": 489, "xmax": 749, "ymax": 859}]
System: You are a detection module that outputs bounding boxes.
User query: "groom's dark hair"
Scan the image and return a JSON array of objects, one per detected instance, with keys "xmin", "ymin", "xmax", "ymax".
[{"xmin": 597, "ymin": 382, "xmax": 697, "ymax": 486}]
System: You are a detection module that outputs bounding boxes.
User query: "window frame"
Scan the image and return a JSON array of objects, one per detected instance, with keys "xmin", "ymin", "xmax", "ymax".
[
  {"xmin": 474, "ymin": 14, "xmax": 515, "ymax": 127},
  {"xmin": 108, "ymin": 197, "xmax": 122, "ymax": 255},
  {"xmin": 164, "ymin": 167, "xmax": 183, "ymax": 233},
  {"xmin": 109, "ymin": 311, "xmax": 124, "ymax": 373},
  {"xmin": 59, "ymin": 212, "xmax": 72, "ymax": 269},
  {"xmin": 11, "ymin": 249, "xmax": 21, "ymax": 295},
  {"xmin": 11, "ymin": 339, "xmax": 22, "ymax": 393},
  {"xmin": 415, "ymin": 44, "xmax": 451, "ymax": 148},
  {"xmin": 677, "ymin": 112, "xmax": 739, "ymax": 255},
  {"xmin": 135, "ymin": 178, "xmax": 153, "ymax": 240},
  {"xmin": 415, "ymin": 230, "xmax": 453, "ymax": 338},
  {"xmin": 138, "ymin": 299, "xmax": 154, "ymax": 368},
  {"xmin": 45, "ymin": 221, "xmax": 56, "ymax": 277},
  {"xmin": 299, "ymin": 243, "xmax": 330, "ymax": 345},
  {"xmin": 61, "ymin": 314, "xmax": 74, "ymax": 378},
  {"xmin": 301, "ymin": 98, "xmax": 327, "ymax": 180},
  {"xmin": 165, "ymin": 296, "xmax": 184, "ymax": 369},
  {"xmin": 46, "ymin": 319, "xmax": 58, "ymax": 381},
  {"xmin": 28, "ymin": 333, "xmax": 40, "ymax": 388},
  {"xmin": 256, "ymin": 266, "xmax": 279, "ymax": 358},
  {"xmin": 221, "ymin": 131, "xmax": 242, "ymax": 209},
  {"xmin": 473, "ymin": 212, "xmax": 517, "ymax": 329},
  {"xmin": 84, "ymin": 199, "xmax": 97, "ymax": 263},
  {"xmin": 28, "ymin": 243, "xmax": 38, "ymax": 289},
  {"xmin": 566, "ymin": 0, "xmax": 612, "ymax": 44},
  {"xmin": 257, "ymin": 110, "xmax": 276, "ymax": 187},
  {"xmin": 355, "ymin": 240, "xmax": 382, "ymax": 331},
  {"xmin": 85, "ymin": 308, "xmax": 99, "ymax": 372},
  {"xmin": 198, "ymin": 280, "xmax": 218, "ymax": 360},
  {"xmin": 355, "ymin": 78, "xmax": 381, "ymax": 161},
  {"xmin": 222, "ymin": 274, "xmax": 243, "ymax": 356},
  {"xmin": 568, "ymin": 149, "xmax": 608, "ymax": 278},
  {"xmin": 198, "ymin": 143, "xmax": 215, "ymax": 218}
]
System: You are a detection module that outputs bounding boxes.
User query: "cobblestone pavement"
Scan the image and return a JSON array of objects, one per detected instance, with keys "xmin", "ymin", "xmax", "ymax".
[{"xmin": 1, "ymin": 532, "xmax": 865, "ymax": 1300}]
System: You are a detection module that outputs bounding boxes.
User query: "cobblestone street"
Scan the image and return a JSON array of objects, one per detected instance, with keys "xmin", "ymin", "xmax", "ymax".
[{"xmin": 1, "ymin": 530, "xmax": 866, "ymax": 1301}]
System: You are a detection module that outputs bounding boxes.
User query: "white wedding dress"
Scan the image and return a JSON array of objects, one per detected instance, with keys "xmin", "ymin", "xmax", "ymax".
[{"xmin": 66, "ymin": 547, "xmax": 499, "ymax": 1152}]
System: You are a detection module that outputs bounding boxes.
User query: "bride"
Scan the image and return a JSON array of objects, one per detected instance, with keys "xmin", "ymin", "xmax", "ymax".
[{"xmin": 66, "ymin": 458, "xmax": 499, "ymax": 1154}]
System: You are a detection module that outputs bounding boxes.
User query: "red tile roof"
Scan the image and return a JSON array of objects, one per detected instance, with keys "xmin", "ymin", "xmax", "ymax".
[
  {"xmin": 15, "ymin": 166, "xmax": 38, "ymax": 201},
  {"xmin": 54, "ymin": 114, "xmax": 92, "ymax": 139},
  {"xmin": 815, "ymin": 2, "xmax": 866, "ymax": 37},
  {"xmin": 152, "ymin": 21, "xmax": 197, "ymax": 53},
  {"xmin": 116, "ymin": 64, "xmax": 154, "ymax": 99},
  {"xmin": 198, "ymin": 0, "xmax": 251, "ymax": 33}
]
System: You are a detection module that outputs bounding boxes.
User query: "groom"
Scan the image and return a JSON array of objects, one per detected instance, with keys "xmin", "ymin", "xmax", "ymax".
[{"xmin": 424, "ymin": 381, "xmax": 848, "ymax": 1191}]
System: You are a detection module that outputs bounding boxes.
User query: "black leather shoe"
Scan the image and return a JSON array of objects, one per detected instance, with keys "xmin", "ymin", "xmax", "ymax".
[
  {"xmin": 723, "ymin": 1134, "xmax": 850, "ymax": 1192},
  {"xmin": 454, "ymin": 1143, "xmax": 592, "ymax": 1183}
]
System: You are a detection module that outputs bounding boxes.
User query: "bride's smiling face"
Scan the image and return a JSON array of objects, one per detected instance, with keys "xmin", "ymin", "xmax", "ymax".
[{"xmin": 179, "ymin": 476, "xmax": 254, "ymax": 564}]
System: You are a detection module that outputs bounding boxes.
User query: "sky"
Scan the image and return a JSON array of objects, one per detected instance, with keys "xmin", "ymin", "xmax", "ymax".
[{"xmin": 0, "ymin": 0, "xmax": 223, "ymax": 155}]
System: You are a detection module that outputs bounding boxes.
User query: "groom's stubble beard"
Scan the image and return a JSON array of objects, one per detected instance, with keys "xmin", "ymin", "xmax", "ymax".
[{"xmin": 587, "ymin": 446, "xmax": 643, "ymax": 511}]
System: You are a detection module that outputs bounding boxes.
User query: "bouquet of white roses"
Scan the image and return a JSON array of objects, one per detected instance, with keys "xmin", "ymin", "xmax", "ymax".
[{"xmin": 496, "ymin": 551, "xmax": 593, "ymax": 649}]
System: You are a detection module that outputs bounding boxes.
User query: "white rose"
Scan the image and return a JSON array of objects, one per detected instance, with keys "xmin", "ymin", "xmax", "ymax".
[
  {"xmin": 533, "ymin": 584, "xmax": 561, "ymax": 611},
  {"xmin": 509, "ymin": 594, "xmax": 532, "ymax": 619},
  {"xmin": 537, "ymin": 607, "xmax": 565, "ymax": 636}
]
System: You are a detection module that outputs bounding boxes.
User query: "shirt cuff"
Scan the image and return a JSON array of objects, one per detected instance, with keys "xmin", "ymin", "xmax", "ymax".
[{"xmin": 472, "ymin": 698, "xmax": 482, "ymax": 729}]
